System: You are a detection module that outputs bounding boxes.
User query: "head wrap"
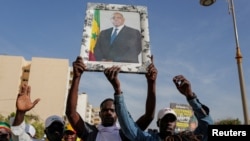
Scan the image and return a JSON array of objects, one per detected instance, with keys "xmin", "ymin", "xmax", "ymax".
[{"xmin": 0, "ymin": 121, "xmax": 11, "ymax": 132}]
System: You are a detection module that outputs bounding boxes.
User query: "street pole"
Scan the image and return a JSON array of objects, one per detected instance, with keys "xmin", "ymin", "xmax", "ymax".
[
  {"xmin": 228, "ymin": 0, "xmax": 249, "ymax": 124},
  {"xmin": 200, "ymin": 0, "xmax": 249, "ymax": 124}
]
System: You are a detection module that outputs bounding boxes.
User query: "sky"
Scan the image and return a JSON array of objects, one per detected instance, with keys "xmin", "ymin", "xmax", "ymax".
[{"xmin": 1, "ymin": 0, "xmax": 250, "ymax": 129}]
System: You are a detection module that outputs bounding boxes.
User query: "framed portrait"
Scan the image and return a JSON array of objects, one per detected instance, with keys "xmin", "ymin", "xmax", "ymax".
[{"xmin": 80, "ymin": 2, "xmax": 151, "ymax": 74}]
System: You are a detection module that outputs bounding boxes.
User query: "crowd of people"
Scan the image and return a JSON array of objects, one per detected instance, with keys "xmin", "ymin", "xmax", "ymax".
[{"xmin": 0, "ymin": 56, "xmax": 213, "ymax": 141}]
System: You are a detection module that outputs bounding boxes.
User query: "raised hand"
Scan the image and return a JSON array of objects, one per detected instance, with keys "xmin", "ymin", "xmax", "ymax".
[
  {"xmin": 104, "ymin": 66, "xmax": 121, "ymax": 94},
  {"xmin": 173, "ymin": 75, "xmax": 193, "ymax": 97},
  {"xmin": 72, "ymin": 56, "xmax": 86, "ymax": 77},
  {"xmin": 16, "ymin": 83, "xmax": 40, "ymax": 112},
  {"xmin": 145, "ymin": 55, "xmax": 157, "ymax": 82}
]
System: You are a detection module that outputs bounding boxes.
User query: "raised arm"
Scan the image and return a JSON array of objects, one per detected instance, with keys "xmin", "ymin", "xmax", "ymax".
[
  {"xmin": 173, "ymin": 75, "xmax": 213, "ymax": 141},
  {"xmin": 135, "ymin": 55, "xmax": 157, "ymax": 130},
  {"xmin": 65, "ymin": 56, "xmax": 87, "ymax": 138},
  {"xmin": 104, "ymin": 66, "xmax": 138, "ymax": 140},
  {"xmin": 104, "ymin": 66, "xmax": 155, "ymax": 141},
  {"xmin": 11, "ymin": 84, "xmax": 40, "ymax": 141},
  {"xmin": 104, "ymin": 66, "xmax": 122, "ymax": 94}
]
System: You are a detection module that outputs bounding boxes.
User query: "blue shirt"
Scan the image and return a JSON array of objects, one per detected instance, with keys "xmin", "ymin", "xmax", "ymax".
[{"xmin": 114, "ymin": 94, "xmax": 213, "ymax": 141}]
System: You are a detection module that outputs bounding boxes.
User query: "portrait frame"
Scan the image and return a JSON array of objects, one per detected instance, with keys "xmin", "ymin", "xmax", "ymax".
[{"xmin": 80, "ymin": 2, "xmax": 151, "ymax": 74}]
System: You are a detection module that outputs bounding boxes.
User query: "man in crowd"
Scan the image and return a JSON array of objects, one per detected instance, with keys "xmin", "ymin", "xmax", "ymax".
[
  {"xmin": 63, "ymin": 123, "xmax": 81, "ymax": 141},
  {"xmin": 0, "ymin": 121, "xmax": 11, "ymax": 141},
  {"xmin": 104, "ymin": 65, "xmax": 213, "ymax": 141},
  {"xmin": 66, "ymin": 55, "xmax": 157, "ymax": 140},
  {"xmin": 11, "ymin": 83, "xmax": 65, "ymax": 141}
]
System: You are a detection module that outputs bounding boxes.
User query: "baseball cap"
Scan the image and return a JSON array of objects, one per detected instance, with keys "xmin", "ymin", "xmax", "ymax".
[
  {"xmin": 64, "ymin": 123, "xmax": 76, "ymax": 134},
  {"xmin": 25, "ymin": 124, "xmax": 36, "ymax": 137},
  {"xmin": 157, "ymin": 108, "xmax": 177, "ymax": 120},
  {"xmin": 45, "ymin": 115, "xmax": 64, "ymax": 128}
]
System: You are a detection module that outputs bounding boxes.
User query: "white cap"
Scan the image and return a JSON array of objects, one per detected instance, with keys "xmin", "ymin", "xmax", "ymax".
[
  {"xmin": 157, "ymin": 108, "xmax": 177, "ymax": 120},
  {"xmin": 45, "ymin": 115, "xmax": 64, "ymax": 128},
  {"xmin": 25, "ymin": 124, "xmax": 36, "ymax": 137}
]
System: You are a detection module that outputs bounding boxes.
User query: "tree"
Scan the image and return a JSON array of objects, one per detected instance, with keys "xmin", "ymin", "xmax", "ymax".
[
  {"xmin": 0, "ymin": 114, "xmax": 9, "ymax": 123},
  {"xmin": 214, "ymin": 118, "xmax": 241, "ymax": 125},
  {"xmin": 1, "ymin": 112, "xmax": 45, "ymax": 139}
]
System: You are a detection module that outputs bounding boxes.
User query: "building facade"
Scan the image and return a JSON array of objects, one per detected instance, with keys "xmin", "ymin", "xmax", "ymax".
[{"xmin": 0, "ymin": 55, "xmax": 100, "ymax": 125}]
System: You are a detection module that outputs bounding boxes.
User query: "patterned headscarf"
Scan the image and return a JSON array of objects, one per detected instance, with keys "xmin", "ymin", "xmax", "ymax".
[{"xmin": 0, "ymin": 121, "xmax": 11, "ymax": 132}]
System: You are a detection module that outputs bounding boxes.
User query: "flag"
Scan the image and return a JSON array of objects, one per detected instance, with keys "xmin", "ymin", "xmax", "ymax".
[{"xmin": 89, "ymin": 10, "xmax": 100, "ymax": 61}]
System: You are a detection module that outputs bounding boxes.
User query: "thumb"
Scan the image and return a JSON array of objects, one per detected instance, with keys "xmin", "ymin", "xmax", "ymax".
[{"xmin": 32, "ymin": 98, "xmax": 41, "ymax": 108}]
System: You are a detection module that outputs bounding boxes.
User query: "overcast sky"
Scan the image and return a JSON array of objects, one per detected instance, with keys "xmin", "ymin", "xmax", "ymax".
[{"xmin": 1, "ymin": 0, "xmax": 250, "ymax": 129}]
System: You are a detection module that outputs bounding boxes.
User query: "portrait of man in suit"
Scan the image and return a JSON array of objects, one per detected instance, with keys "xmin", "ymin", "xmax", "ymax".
[{"xmin": 94, "ymin": 11, "xmax": 142, "ymax": 63}]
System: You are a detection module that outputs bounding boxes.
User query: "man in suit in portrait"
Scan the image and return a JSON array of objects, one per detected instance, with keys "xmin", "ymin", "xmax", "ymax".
[{"xmin": 94, "ymin": 12, "xmax": 142, "ymax": 63}]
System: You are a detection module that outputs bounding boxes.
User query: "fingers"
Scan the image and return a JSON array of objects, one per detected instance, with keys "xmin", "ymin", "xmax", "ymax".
[
  {"xmin": 104, "ymin": 66, "xmax": 120, "ymax": 73},
  {"xmin": 27, "ymin": 85, "xmax": 31, "ymax": 97},
  {"xmin": 73, "ymin": 56, "xmax": 83, "ymax": 65},
  {"xmin": 173, "ymin": 75, "xmax": 184, "ymax": 83},
  {"xmin": 20, "ymin": 84, "xmax": 26, "ymax": 94},
  {"xmin": 146, "ymin": 55, "xmax": 156, "ymax": 74},
  {"xmin": 173, "ymin": 75, "xmax": 183, "ymax": 88},
  {"xmin": 150, "ymin": 55, "xmax": 154, "ymax": 63},
  {"xmin": 104, "ymin": 66, "xmax": 120, "ymax": 81},
  {"xmin": 146, "ymin": 63, "xmax": 157, "ymax": 80},
  {"xmin": 173, "ymin": 75, "xmax": 190, "ymax": 88},
  {"xmin": 104, "ymin": 66, "xmax": 120, "ymax": 78},
  {"xmin": 73, "ymin": 57, "xmax": 86, "ymax": 72},
  {"xmin": 76, "ymin": 56, "xmax": 82, "ymax": 61},
  {"xmin": 19, "ymin": 83, "xmax": 30, "ymax": 96},
  {"xmin": 32, "ymin": 98, "xmax": 41, "ymax": 108},
  {"xmin": 74, "ymin": 60, "xmax": 86, "ymax": 69},
  {"xmin": 147, "ymin": 65, "xmax": 157, "ymax": 76}
]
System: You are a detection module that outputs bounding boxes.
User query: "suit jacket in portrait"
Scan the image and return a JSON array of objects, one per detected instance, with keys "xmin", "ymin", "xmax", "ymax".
[{"xmin": 94, "ymin": 26, "xmax": 142, "ymax": 63}]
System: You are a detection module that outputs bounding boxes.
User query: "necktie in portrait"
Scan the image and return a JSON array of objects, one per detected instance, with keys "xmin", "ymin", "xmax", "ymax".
[{"xmin": 110, "ymin": 28, "xmax": 118, "ymax": 44}]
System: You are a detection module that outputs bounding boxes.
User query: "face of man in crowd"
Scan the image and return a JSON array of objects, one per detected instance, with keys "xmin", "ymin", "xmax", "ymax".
[
  {"xmin": 158, "ymin": 114, "xmax": 177, "ymax": 136},
  {"xmin": 0, "ymin": 128, "xmax": 11, "ymax": 141},
  {"xmin": 189, "ymin": 122, "xmax": 197, "ymax": 131},
  {"xmin": 111, "ymin": 12, "xmax": 125, "ymax": 27},
  {"xmin": 45, "ymin": 122, "xmax": 64, "ymax": 141},
  {"xmin": 63, "ymin": 130, "xmax": 77, "ymax": 141},
  {"xmin": 99, "ymin": 100, "xmax": 117, "ymax": 127}
]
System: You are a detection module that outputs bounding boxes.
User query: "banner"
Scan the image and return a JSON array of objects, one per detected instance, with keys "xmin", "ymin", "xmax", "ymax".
[{"xmin": 170, "ymin": 103, "xmax": 195, "ymax": 132}]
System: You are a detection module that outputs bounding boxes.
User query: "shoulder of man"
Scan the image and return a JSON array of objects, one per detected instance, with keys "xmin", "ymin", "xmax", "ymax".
[
  {"xmin": 78, "ymin": 122, "xmax": 98, "ymax": 141},
  {"xmin": 123, "ymin": 26, "xmax": 139, "ymax": 32},
  {"xmin": 102, "ymin": 27, "xmax": 113, "ymax": 32}
]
